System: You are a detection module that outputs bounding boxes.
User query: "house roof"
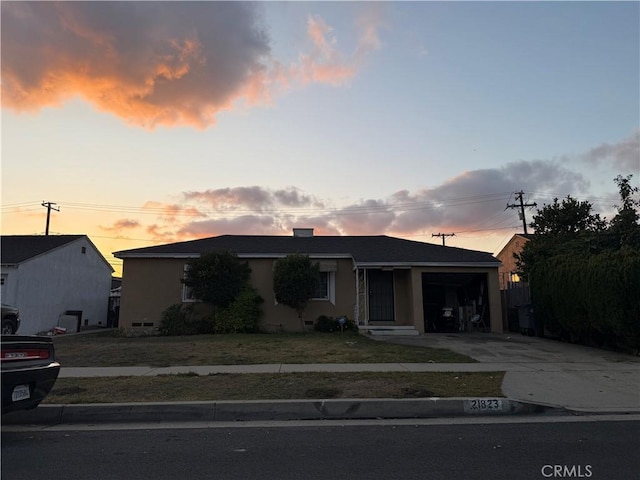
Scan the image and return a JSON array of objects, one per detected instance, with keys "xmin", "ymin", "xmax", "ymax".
[
  {"xmin": 1, "ymin": 235, "xmax": 85, "ymax": 264},
  {"xmin": 1, "ymin": 235, "xmax": 114, "ymax": 272},
  {"xmin": 495, "ymin": 233, "xmax": 533, "ymax": 259},
  {"xmin": 114, "ymin": 235, "xmax": 500, "ymax": 267}
]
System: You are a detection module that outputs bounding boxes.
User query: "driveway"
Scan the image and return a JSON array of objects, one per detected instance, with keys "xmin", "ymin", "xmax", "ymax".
[{"xmin": 372, "ymin": 333, "xmax": 640, "ymax": 413}]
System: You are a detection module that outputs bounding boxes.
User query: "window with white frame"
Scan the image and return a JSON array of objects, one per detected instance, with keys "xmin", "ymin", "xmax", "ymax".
[
  {"xmin": 312, "ymin": 262, "xmax": 336, "ymax": 304},
  {"xmin": 182, "ymin": 264, "xmax": 197, "ymax": 302}
]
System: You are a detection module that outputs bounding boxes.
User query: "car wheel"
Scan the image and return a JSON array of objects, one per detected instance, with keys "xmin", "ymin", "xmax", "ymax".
[{"xmin": 1, "ymin": 321, "xmax": 16, "ymax": 334}]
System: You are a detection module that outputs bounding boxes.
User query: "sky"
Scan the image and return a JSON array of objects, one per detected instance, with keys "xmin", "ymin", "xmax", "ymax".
[{"xmin": 2, "ymin": 1, "xmax": 639, "ymax": 277}]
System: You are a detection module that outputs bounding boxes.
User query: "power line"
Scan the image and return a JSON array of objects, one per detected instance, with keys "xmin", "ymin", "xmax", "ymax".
[{"xmin": 2, "ymin": 192, "xmax": 515, "ymax": 218}]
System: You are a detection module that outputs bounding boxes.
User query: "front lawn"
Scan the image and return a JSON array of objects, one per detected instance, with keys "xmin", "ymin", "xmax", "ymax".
[
  {"xmin": 45, "ymin": 372, "xmax": 504, "ymax": 403},
  {"xmin": 52, "ymin": 331, "xmax": 476, "ymax": 367}
]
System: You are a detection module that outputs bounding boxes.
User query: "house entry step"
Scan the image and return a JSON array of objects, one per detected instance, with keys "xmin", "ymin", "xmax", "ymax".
[{"xmin": 360, "ymin": 325, "xmax": 420, "ymax": 336}]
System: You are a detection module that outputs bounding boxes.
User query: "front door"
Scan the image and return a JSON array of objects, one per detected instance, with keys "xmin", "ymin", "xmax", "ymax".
[{"xmin": 368, "ymin": 270, "xmax": 394, "ymax": 322}]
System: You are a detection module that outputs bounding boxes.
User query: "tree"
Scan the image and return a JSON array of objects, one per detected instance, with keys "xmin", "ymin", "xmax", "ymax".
[
  {"xmin": 516, "ymin": 196, "xmax": 606, "ymax": 279},
  {"xmin": 529, "ymin": 196, "xmax": 606, "ymax": 236},
  {"xmin": 273, "ymin": 254, "xmax": 320, "ymax": 332},
  {"xmin": 609, "ymin": 174, "xmax": 640, "ymax": 248},
  {"xmin": 183, "ymin": 251, "xmax": 251, "ymax": 308}
]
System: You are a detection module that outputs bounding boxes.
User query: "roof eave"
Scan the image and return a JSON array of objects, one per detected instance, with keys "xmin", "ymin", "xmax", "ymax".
[
  {"xmin": 115, "ymin": 252, "xmax": 354, "ymax": 260},
  {"xmin": 355, "ymin": 261, "xmax": 501, "ymax": 268}
]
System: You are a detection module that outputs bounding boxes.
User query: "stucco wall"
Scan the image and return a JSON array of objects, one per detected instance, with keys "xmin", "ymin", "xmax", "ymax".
[
  {"xmin": 497, "ymin": 235, "xmax": 529, "ymax": 290},
  {"xmin": 119, "ymin": 258, "xmax": 186, "ymax": 328},
  {"xmin": 250, "ymin": 258, "xmax": 356, "ymax": 332},
  {"xmin": 2, "ymin": 238, "xmax": 112, "ymax": 334},
  {"xmin": 393, "ymin": 269, "xmax": 413, "ymax": 327},
  {"xmin": 119, "ymin": 257, "xmax": 357, "ymax": 332},
  {"xmin": 119, "ymin": 256, "xmax": 502, "ymax": 334}
]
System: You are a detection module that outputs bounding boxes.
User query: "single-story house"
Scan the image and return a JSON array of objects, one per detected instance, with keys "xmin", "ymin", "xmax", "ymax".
[
  {"xmin": 1, "ymin": 235, "xmax": 114, "ymax": 334},
  {"xmin": 114, "ymin": 229, "xmax": 503, "ymax": 334}
]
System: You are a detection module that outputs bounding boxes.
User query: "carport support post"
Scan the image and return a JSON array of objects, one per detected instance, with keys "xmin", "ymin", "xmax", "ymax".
[
  {"xmin": 486, "ymin": 270, "xmax": 503, "ymax": 333},
  {"xmin": 411, "ymin": 269, "xmax": 425, "ymax": 334}
]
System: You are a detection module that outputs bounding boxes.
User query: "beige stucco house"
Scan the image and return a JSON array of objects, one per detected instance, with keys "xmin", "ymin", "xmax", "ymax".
[
  {"xmin": 495, "ymin": 234, "xmax": 532, "ymax": 290},
  {"xmin": 114, "ymin": 229, "xmax": 503, "ymax": 334}
]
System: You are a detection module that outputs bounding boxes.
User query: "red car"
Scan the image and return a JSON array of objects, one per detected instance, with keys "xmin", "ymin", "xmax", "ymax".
[{"xmin": 1, "ymin": 335, "xmax": 60, "ymax": 414}]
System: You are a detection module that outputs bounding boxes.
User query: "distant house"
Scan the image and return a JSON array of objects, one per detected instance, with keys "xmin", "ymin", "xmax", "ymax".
[
  {"xmin": 114, "ymin": 229, "xmax": 503, "ymax": 334},
  {"xmin": 1, "ymin": 235, "xmax": 114, "ymax": 334},
  {"xmin": 496, "ymin": 234, "xmax": 532, "ymax": 290}
]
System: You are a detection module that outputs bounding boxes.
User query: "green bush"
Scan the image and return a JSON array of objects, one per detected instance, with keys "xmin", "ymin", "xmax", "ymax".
[
  {"xmin": 213, "ymin": 287, "xmax": 264, "ymax": 334},
  {"xmin": 530, "ymin": 248, "xmax": 640, "ymax": 351},
  {"xmin": 159, "ymin": 304, "xmax": 212, "ymax": 336},
  {"xmin": 314, "ymin": 315, "xmax": 356, "ymax": 333}
]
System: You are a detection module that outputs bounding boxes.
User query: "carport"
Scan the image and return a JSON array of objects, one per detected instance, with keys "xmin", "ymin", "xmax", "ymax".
[{"xmin": 422, "ymin": 272, "xmax": 490, "ymax": 333}]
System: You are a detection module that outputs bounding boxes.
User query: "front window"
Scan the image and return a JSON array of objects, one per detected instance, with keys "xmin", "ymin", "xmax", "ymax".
[
  {"xmin": 312, "ymin": 270, "xmax": 335, "ymax": 303},
  {"xmin": 313, "ymin": 271, "xmax": 329, "ymax": 299}
]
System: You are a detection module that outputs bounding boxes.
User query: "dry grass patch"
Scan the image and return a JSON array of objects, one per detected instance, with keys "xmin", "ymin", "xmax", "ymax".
[
  {"xmin": 45, "ymin": 372, "xmax": 504, "ymax": 404},
  {"xmin": 52, "ymin": 331, "xmax": 475, "ymax": 367}
]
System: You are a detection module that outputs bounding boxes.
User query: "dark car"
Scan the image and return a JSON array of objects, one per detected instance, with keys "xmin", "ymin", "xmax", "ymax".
[
  {"xmin": 1, "ymin": 335, "xmax": 61, "ymax": 414},
  {"xmin": 1, "ymin": 304, "xmax": 21, "ymax": 334}
]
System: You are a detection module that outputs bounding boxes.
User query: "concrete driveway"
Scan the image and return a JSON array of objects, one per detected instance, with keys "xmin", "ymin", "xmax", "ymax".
[{"xmin": 372, "ymin": 333, "xmax": 640, "ymax": 413}]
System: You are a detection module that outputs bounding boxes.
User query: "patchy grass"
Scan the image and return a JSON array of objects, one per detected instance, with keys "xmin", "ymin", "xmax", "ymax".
[
  {"xmin": 45, "ymin": 372, "xmax": 504, "ymax": 404},
  {"xmin": 52, "ymin": 331, "xmax": 475, "ymax": 367}
]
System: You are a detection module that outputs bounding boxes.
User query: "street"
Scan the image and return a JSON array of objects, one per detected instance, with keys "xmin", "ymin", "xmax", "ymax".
[{"xmin": 2, "ymin": 416, "xmax": 639, "ymax": 480}]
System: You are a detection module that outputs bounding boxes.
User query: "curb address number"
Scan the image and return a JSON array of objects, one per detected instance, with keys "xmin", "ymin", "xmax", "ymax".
[{"xmin": 464, "ymin": 398, "xmax": 503, "ymax": 413}]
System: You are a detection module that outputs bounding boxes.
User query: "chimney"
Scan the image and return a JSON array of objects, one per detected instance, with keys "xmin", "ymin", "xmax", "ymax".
[{"xmin": 293, "ymin": 228, "xmax": 314, "ymax": 238}]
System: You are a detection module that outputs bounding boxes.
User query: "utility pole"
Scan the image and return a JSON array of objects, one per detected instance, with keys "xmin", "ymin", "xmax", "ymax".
[
  {"xmin": 506, "ymin": 191, "xmax": 537, "ymax": 235},
  {"xmin": 41, "ymin": 201, "xmax": 60, "ymax": 236},
  {"xmin": 432, "ymin": 233, "xmax": 455, "ymax": 246}
]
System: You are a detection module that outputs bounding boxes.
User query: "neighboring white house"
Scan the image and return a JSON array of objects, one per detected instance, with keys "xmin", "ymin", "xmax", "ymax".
[{"xmin": 1, "ymin": 235, "xmax": 114, "ymax": 334}]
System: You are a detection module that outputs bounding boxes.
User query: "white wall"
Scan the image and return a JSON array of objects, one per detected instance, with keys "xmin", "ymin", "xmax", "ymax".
[{"xmin": 3, "ymin": 237, "xmax": 112, "ymax": 334}]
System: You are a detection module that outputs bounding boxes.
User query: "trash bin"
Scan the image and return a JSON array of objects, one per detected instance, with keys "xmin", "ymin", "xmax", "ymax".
[{"xmin": 517, "ymin": 304, "xmax": 535, "ymax": 336}]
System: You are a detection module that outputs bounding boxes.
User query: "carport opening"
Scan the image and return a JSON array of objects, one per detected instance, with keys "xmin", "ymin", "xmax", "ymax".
[{"xmin": 422, "ymin": 273, "xmax": 489, "ymax": 333}]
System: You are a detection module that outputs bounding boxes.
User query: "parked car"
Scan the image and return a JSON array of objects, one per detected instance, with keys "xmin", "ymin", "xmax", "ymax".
[
  {"xmin": 1, "ymin": 304, "xmax": 21, "ymax": 334},
  {"xmin": 1, "ymin": 334, "xmax": 60, "ymax": 414}
]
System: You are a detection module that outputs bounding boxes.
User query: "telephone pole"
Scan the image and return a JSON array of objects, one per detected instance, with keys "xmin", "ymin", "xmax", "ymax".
[
  {"xmin": 41, "ymin": 201, "xmax": 60, "ymax": 236},
  {"xmin": 506, "ymin": 191, "xmax": 536, "ymax": 235},
  {"xmin": 432, "ymin": 233, "xmax": 455, "ymax": 246}
]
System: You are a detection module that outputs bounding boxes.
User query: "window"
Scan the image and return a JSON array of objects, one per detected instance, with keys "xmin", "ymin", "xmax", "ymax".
[
  {"xmin": 313, "ymin": 271, "xmax": 329, "ymax": 299},
  {"xmin": 182, "ymin": 264, "xmax": 197, "ymax": 302},
  {"xmin": 312, "ymin": 270, "xmax": 335, "ymax": 304}
]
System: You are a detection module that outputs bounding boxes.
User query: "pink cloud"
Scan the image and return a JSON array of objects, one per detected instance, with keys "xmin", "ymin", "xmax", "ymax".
[{"xmin": 1, "ymin": 3, "xmax": 385, "ymax": 129}]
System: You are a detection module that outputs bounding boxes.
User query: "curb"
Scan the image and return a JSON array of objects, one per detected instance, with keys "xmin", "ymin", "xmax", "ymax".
[{"xmin": 2, "ymin": 398, "xmax": 565, "ymax": 425}]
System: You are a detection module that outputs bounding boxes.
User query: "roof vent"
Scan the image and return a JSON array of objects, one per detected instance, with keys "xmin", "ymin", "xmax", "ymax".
[{"xmin": 293, "ymin": 228, "xmax": 314, "ymax": 238}]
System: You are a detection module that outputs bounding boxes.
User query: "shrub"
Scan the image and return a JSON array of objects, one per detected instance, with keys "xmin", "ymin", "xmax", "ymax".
[
  {"xmin": 183, "ymin": 251, "xmax": 251, "ymax": 308},
  {"xmin": 213, "ymin": 287, "xmax": 264, "ymax": 334},
  {"xmin": 273, "ymin": 254, "xmax": 320, "ymax": 331},
  {"xmin": 314, "ymin": 315, "xmax": 356, "ymax": 333},
  {"xmin": 159, "ymin": 304, "xmax": 212, "ymax": 336}
]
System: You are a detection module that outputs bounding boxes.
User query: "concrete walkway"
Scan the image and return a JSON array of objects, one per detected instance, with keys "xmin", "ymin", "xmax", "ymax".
[{"xmin": 372, "ymin": 333, "xmax": 640, "ymax": 413}]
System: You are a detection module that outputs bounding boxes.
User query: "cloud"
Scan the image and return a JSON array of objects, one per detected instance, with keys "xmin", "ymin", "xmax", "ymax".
[
  {"xmin": 183, "ymin": 186, "xmax": 323, "ymax": 210},
  {"xmin": 1, "ymin": 2, "xmax": 273, "ymax": 128},
  {"xmin": 294, "ymin": 6, "xmax": 385, "ymax": 87},
  {"xmin": 581, "ymin": 129, "xmax": 640, "ymax": 173},
  {"xmin": 127, "ymin": 156, "xmax": 590, "ymax": 242},
  {"xmin": 100, "ymin": 219, "xmax": 140, "ymax": 231},
  {"xmin": 1, "ymin": 2, "xmax": 385, "ymax": 129},
  {"xmin": 141, "ymin": 202, "xmax": 205, "ymax": 223}
]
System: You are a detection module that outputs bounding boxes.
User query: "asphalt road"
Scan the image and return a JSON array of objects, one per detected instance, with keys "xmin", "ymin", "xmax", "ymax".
[{"xmin": 2, "ymin": 418, "xmax": 639, "ymax": 480}]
